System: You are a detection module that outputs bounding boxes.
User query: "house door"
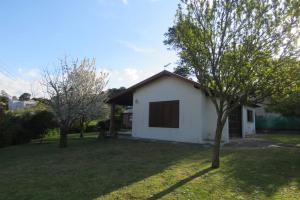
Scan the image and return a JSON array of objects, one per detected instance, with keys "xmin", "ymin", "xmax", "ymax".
[{"xmin": 229, "ymin": 106, "xmax": 242, "ymax": 138}]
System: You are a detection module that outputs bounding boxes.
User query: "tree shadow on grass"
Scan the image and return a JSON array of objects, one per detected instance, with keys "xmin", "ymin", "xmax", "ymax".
[
  {"xmin": 148, "ymin": 167, "xmax": 213, "ymax": 200},
  {"xmin": 223, "ymin": 148, "xmax": 300, "ymax": 197},
  {"xmin": 0, "ymin": 137, "xmax": 208, "ymax": 200}
]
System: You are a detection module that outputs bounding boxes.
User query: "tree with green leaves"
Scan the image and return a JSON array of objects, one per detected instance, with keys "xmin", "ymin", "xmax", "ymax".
[
  {"xmin": 165, "ymin": 0, "xmax": 300, "ymax": 168},
  {"xmin": 173, "ymin": 66, "xmax": 191, "ymax": 78},
  {"xmin": 267, "ymin": 60, "xmax": 300, "ymax": 117},
  {"xmin": 19, "ymin": 93, "xmax": 31, "ymax": 101},
  {"xmin": 0, "ymin": 90, "xmax": 9, "ymax": 110}
]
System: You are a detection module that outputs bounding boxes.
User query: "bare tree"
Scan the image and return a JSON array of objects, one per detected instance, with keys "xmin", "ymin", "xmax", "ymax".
[{"xmin": 43, "ymin": 57, "xmax": 108, "ymax": 147}]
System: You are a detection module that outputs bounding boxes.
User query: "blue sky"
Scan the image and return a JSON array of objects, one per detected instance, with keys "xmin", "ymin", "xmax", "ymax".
[{"xmin": 0, "ymin": 0, "xmax": 179, "ymax": 97}]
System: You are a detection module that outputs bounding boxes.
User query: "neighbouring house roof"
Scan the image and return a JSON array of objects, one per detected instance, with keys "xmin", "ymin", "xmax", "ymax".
[{"xmin": 107, "ymin": 70, "xmax": 202, "ymax": 105}]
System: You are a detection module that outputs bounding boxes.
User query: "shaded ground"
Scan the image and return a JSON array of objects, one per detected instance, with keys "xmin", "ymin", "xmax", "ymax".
[{"xmin": 0, "ymin": 133, "xmax": 300, "ymax": 200}]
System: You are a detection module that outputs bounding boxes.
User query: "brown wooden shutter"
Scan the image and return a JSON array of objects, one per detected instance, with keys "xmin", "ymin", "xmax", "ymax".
[{"xmin": 149, "ymin": 100, "xmax": 179, "ymax": 128}]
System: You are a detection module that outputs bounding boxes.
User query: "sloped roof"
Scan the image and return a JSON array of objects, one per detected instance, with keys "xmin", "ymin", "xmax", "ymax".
[{"xmin": 107, "ymin": 70, "xmax": 202, "ymax": 105}]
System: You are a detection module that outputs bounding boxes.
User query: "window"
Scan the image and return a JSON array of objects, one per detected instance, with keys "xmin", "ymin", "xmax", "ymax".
[
  {"xmin": 149, "ymin": 100, "xmax": 179, "ymax": 128},
  {"xmin": 247, "ymin": 110, "xmax": 253, "ymax": 122}
]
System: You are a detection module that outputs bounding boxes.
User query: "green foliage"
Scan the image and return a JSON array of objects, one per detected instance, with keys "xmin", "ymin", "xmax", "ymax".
[
  {"xmin": 267, "ymin": 60, "xmax": 300, "ymax": 117},
  {"xmin": 18, "ymin": 92, "xmax": 31, "ymax": 101},
  {"xmin": 173, "ymin": 65, "xmax": 191, "ymax": 78},
  {"xmin": 97, "ymin": 120, "xmax": 109, "ymax": 131},
  {"xmin": 107, "ymin": 87, "xmax": 126, "ymax": 99},
  {"xmin": 165, "ymin": 0, "xmax": 300, "ymax": 167},
  {"xmin": 69, "ymin": 119, "xmax": 103, "ymax": 133},
  {"xmin": 0, "ymin": 112, "xmax": 32, "ymax": 147},
  {"xmin": 97, "ymin": 117, "xmax": 122, "ymax": 132},
  {"xmin": 0, "ymin": 90, "xmax": 9, "ymax": 110},
  {"xmin": 0, "ymin": 107, "xmax": 57, "ymax": 148},
  {"xmin": 25, "ymin": 110, "xmax": 58, "ymax": 139},
  {"xmin": 165, "ymin": 0, "xmax": 300, "ymax": 109},
  {"xmin": 106, "ymin": 87, "xmax": 126, "ymax": 126},
  {"xmin": 268, "ymin": 92, "xmax": 300, "ymax": 117},
  {"xmin": 0, "ymin": 97, "xmax": 8, "ymax": 110}
]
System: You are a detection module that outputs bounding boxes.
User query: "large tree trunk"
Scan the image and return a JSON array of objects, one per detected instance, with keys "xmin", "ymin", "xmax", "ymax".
[
  {"xmin": 211, "ymin": 115, "xmax": 226, "ymax": 169},
  {"xmin": 59, "ymin": 125, "xmax": 68, "ymax": 148}
]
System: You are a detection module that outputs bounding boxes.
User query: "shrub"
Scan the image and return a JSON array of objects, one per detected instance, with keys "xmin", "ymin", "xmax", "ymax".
[
  {"xmin": 97, "ymin": 119, "xmax": 110, "ymax": 131},
  {"xmin": 0, "ymin": 112, "xmax": 32, "ymax": 147},
  {"xmin": 97, "ymin": 117, "xmax": 122, "ymax": 132},
  {"xmin": 0, "ymin": 108, "xmax": 57, "ymax": 148},
  {"xmin": 86, "ymin": 124, "xmax": 99, "ymax": 132},
  {"xmin": 25, "ymin": 110, "xmax": 58, "ymax": 139},
  {"xmin": 69, "ymin": 119, "xmax": 81, "ymax": 133}
]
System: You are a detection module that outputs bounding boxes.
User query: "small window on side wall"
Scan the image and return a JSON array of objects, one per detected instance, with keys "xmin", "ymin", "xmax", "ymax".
[
  {"xmin": 149, "ymin": 100, "xmax": 179, "ymax": 128},
  {"xmin": 247, "ymin": 110, "xmax": 253, "ymax": 122}
]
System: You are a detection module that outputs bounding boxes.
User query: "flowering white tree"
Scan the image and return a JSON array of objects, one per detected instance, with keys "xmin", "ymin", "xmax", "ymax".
[
  {"xmin": 43, "ymin": 57, "xmax": 108, "ymax": 147},
  {"xmin": 71, "ymin": 59, "xmax": 109, "ymax": 138}
]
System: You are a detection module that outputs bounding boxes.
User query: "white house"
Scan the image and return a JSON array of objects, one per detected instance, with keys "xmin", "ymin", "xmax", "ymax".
[
  {"xmin": 8, "ymin": 99, "xmax": 37, "ymax": 111},
  {"xmin": 107, "ymin": 70, "xmax": 256, "ymax": 144}
]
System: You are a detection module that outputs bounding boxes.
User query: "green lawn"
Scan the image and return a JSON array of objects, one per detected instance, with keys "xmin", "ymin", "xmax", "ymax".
[
  {"xmin": 258, "ymin": 133, "xmax": 300, "ymax": 146},
  {"xmin": 0, "ymin": 133, "xmax": 300, "ymax": 200}
]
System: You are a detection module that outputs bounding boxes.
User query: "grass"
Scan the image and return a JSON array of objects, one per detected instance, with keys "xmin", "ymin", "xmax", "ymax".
[
  {"xmin": 0, "ymin": 133, "xmax": 300, "ymax": 200},
  {"xmin": 257, "ymin": 133, "xmax": 300, "ymax": 146}
]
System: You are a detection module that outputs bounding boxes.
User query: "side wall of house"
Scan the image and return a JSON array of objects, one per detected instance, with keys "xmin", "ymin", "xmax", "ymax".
[
  {"xmin": 242, "ymin": 106, "xmax": 256, "ymax": 136},
  {"xmin": 202, "ymin": 97, "xmax": 229, "ymax": 142},
  {"xmin": 132, "ymin": 76, "xmax": 229, "ymax": 144}
]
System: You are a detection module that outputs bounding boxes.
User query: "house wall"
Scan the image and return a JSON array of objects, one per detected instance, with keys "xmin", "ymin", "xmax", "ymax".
[
  {"xmin": 242, "ymin": 106, "xmax": 256, "ymax": 136},
  {"xmin": 8, "ymin": 100, "xmax": 37, "ymax": 111},
  {"xmin": 131, "ymin": 76, "xmax": 229, "ymax": 144},
  {"xmin": 202, "ymin": 97, "xmax": 229, "ymax": 142}
]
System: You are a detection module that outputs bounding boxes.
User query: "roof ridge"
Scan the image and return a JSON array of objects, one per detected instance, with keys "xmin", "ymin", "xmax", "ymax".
[{"xmin": 107, "ymin": 70, "xmax": 202, "ymax": 104}]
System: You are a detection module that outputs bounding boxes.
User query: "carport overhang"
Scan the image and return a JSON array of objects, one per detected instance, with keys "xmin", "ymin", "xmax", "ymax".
[
  {"xmin": 107, "ymin": 91, "xmax": 133, "ymax": 106},
  {"xmin": 106, "ymin": 91, "xmax": 133, "ymax": 137}
]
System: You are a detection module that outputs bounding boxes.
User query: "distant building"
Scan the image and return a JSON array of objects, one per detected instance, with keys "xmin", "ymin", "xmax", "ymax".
[{"xmin": 8, "ymin": 99, "xmax": 37, "ymax": 111}]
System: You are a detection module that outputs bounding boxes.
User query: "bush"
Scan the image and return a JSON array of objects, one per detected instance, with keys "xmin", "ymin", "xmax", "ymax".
[
  {"xmin": 97, "ymin": 119, "xmax": 110, "ymax": 131},
  {"xmin": 68, "ymin": 119, "xmax": 81, "ymax": 133},
  {"xmin": 0, "ymin": 112, "xmax": 31, "ymax": 147},
  {"xmin": 97, "ymin": 117, "xmax": 122, "ymax": 132},
  {"xmin": 25, "ymin": 110, "xmax": 58, "ymax": 139},
  {"xmin": 86, "ymin": 124, "xmax": 99, "ymax": 132},
  {"xmin": 0, "ymin": 109, "xmax": 57, "ymax": 148}
]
